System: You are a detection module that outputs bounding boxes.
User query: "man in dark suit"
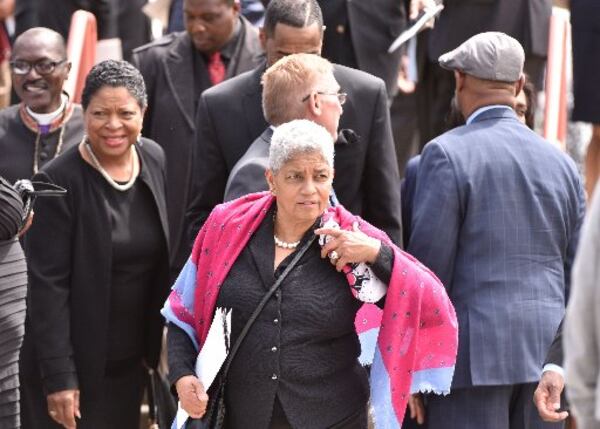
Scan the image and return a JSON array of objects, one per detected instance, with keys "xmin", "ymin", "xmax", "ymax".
[
  {"xmin": 416, "ymin": 0, "xmax": 551, "ymax": 146},
  {"xmin": 407, "ymin": 32, "xmax": 585, "ymax": 429},
  {"xmin": 187, "ymin": 0, "xmax": 402, "ymax": 245},
  {"xmin": 132, "ymin": 0, "xmax": 262, "ymax": 277}
]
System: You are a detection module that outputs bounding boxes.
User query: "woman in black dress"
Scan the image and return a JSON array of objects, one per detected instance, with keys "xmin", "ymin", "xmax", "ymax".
[
  {"xmin": 0, "ymin": 177, "xmax": 26, "ymax": 428},
  {"xmin": 19, "ymin": 60, "xmax": 170, "ymax": 428}
]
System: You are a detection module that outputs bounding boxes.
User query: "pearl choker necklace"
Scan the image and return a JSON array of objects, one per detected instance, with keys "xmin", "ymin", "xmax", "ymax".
[
  {"xmin": 84, "ymin": 140, "xmax": 139, "ymax": 192},
  {"xmin": 274, "ymin": 234, "xmax": 301, "ymax": 249}
]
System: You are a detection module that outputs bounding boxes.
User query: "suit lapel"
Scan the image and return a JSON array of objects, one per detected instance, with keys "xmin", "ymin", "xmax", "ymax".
[
  {"xmin": 259, "ymin": 127, "xmax": 273, "ymax": 146},
  {"xmin": 136, "ymin": 140, "xmax": 171, "ymax": 254},
  {"xmin": 163, "ymin": 34, "xmax": 196, "ymax": 130},
  {"xmin": 226, "ymin": 16, "xmax": 260, "ymax": 78},
  {"xmin": 242, "ymin": 66, "xmax": 269, "ymax": 140}
]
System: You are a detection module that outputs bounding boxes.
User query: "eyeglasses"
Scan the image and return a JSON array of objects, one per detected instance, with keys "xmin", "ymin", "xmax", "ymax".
[
  {"xmin": 9, "ymin": 59, "xmax": 68, "ymax": 76},
  {"xmin": 302, "ymin": 91, "xmax": 347, "ymax": 106}
]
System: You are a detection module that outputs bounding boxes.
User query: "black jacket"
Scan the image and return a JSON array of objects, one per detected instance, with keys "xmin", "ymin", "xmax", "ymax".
[
  {"xmin": 132, "ymin": 20, "xmax": 263, "ymax": 276},
  {"xmin": 320, "ymin": 0, "xmax": 407, "ymax": 97},
  {"xmin": 427, "ymin": 0, "xmax": 551, "ymax": 61},
  {"xmin": 21, "ymin": 139, "xmax": 170, "ymax": 398}
]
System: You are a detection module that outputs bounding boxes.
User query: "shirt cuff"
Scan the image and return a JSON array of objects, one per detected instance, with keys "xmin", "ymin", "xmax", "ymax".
[
  {"xmin": 369, "ymin": 243, "xmax": 394, "ymax": 285},
  {"xmin": 43, "ymin": 371, "xmax": 79, "ymax": 395},
  {"xmin": 542, "ymin": 363, "xmax": 565, "ymax": 378}
]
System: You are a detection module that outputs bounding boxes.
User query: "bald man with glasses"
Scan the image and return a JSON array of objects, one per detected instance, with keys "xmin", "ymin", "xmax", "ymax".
[{"xmin": 0, "ymin": 27, "xmax": 84, "ymax": 184}]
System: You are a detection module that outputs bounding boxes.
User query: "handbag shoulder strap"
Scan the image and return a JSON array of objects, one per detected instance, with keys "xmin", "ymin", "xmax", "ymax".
[{"xmin": 219, "ymin": 234, "xmax": 317, "ymax": 378}]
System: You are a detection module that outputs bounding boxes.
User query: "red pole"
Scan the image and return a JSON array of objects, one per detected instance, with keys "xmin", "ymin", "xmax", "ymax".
[
  {"xmin": 543, "ymin": 7, "xmax": 570, "ymax": 150},
  {"xmin": 64, "ymin": 10, "xmax": 97, "ymax": 103}
]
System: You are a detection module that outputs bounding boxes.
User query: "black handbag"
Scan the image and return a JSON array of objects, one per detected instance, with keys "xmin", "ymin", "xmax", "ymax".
[
  {"xmin": 147, "ymin": 368, "xmax": 178, "ymax": 429},
  {"xmin": 188, "ymin": 235, "xmax": 317, "ymax": 429}
]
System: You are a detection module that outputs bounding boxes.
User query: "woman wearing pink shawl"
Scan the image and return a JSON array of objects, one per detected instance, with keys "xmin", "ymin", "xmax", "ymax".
[{"xmin": 163, "ymin": 120, "xmax": 458, "ymax": 428}]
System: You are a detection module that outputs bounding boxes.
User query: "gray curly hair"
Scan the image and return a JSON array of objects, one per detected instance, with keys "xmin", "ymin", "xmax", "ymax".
[{"xmin": 269, "ymin": 119, "xmax": 334, "ymax": 172}]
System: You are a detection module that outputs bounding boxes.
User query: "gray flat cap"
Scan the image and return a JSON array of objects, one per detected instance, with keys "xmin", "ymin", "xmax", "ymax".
[{"xmin": 438, "ymin": 32, "xmax": 525, "ymax": 82}]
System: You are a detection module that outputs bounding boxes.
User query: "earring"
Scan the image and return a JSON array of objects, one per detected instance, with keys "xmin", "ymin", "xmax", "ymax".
[{"xmin": 271, "ymin": 189, "xmax": 276, "ymax": 196}]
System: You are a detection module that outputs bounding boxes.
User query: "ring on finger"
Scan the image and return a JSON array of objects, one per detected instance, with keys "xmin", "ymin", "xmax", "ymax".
[{"xmin": 329, "ymin": 250, "xmax": 340, "ymax": 261}]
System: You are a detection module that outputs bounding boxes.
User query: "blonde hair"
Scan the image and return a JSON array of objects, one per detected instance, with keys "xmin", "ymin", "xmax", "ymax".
[{"xmin": 261, "ymin": 53, "xmax": 334, "ymax": 126}]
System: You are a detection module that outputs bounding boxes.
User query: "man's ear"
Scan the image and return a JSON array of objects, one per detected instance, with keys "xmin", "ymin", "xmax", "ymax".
[
  {"xmin": 63, "ymin": 61, "xmax": 72, "ymax": 79},
  {"xmin": 307, "ymin": 92, "xmax": 322, "ymax": 117},
  {"xmin": 454, "ymin": 70, "xmax": 466, "ymax": 92}
]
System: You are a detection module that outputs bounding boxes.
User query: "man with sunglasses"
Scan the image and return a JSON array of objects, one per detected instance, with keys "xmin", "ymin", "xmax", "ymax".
[
  {"xmin": 0, "ymin": 27, "xmax": 84, "ymax": 184},
  {"xmin": 188, "ymin": 0, "xmax": 402, "ymax": 246}
]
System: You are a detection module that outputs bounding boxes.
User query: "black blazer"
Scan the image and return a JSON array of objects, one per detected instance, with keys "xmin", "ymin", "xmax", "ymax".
[
  {"xmin": 427, "ymin": 0, "xmax": 551, "ymax": 60},
  {"xmin": 16, "ymin": 0, "xmax": 117, "ymax": 40},
  {"xmin": 320, "ymin": 0, "xmax": 407, "ymax": 97},
  {"xmin": 187, "ymin": 63, "xmax": 403, "ymax": 246},
  {"xmin": 21, "ymin": 139, "xmax": 170, "ymax": 398},
  {"xmin": 132, "ymin": 19, "xmax": 263, "ymax": 276}
]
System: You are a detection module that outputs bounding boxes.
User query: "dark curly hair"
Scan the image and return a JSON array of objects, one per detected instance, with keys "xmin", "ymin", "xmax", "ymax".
[{"xmin": 81, "ymin": 60, "xmax": 147, "ymax": 110}]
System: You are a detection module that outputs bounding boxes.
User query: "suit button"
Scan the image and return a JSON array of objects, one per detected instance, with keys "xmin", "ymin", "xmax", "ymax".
[
  {"xmin": 273, "ymin": 318, "xmax": 279, "ymax": 324},
  {"xmin": 271, "ymin": 374, "xmax": 278, "ymax": 380},
  {"xmin": 271, "ymin": 346, "xmax": 278, "ymax": 352}
]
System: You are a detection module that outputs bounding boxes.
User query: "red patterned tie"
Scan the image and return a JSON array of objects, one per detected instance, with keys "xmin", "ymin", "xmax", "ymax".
[{"xmin": 208, "ymin": 51, "xmax": 226, "ymax": 86}]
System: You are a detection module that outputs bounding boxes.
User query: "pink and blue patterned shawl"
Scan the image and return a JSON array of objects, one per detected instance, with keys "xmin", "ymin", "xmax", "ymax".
[{"xmin": 162, "ymin": 192, "xmax": 458, "ymax": 428}]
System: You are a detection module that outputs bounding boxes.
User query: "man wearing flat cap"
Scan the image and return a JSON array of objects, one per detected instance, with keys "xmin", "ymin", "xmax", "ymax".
[{"xmin": 407, "ymin": 32, "xmax": 585, "ymax": 429}]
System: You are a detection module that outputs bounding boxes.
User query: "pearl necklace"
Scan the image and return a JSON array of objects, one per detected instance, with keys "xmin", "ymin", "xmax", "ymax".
[
  {"xmin": 84, "ymin": 140, "xmax": 139, "ymax": 192},
  {"xmin": 274, "ymin": 234, "xmax": 301, "ymax": 249}
]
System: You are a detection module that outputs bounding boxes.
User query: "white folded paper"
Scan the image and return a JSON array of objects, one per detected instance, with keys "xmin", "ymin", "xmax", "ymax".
[
  {"xmin": 388, "ymin": 4, "xmax": 445, "ymax": 53},
  {"xmin": 175, "ymin": 307, "xmax": 232, "ymax": 429}
]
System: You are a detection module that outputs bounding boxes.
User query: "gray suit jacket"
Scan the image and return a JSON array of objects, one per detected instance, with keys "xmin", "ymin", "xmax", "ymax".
[
  {"xmin": 132, "ymin": 18, "xmax": 262, "ymax": 275},
  {"xmin": 224, "ymin": 128, "xmax": 272, "ymax": 202},
  {"xmin": 566, "ymin": 189, "xmax": 600, "ymax": 428},
  {"xmin": 408, "ymin": 107, "xmax": 585, "ymax": 388}
]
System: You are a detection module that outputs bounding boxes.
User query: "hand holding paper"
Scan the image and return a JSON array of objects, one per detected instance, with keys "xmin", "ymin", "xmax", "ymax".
[
  {"xmin": 175, "ymin": 376, "xmax": 208, "ymax": 419},
  {"xmin": 174, "ymin": 308, "xmax": 232, "ymax": 429}
]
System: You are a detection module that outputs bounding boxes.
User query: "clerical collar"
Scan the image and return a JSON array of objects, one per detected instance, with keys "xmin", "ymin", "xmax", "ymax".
[
  {"xmin": 26, "ymin": 93, "xmax": 68, "ymax": 127},
  {"xmin": 19, "ymin": 93, "xmax": 75, "ymax": 135}
]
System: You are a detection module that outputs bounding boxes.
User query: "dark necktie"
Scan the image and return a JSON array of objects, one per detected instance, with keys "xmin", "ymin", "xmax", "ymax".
[{"xmin": 208, "ymin": 51, "xmax": 226, "ymax": 86}]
